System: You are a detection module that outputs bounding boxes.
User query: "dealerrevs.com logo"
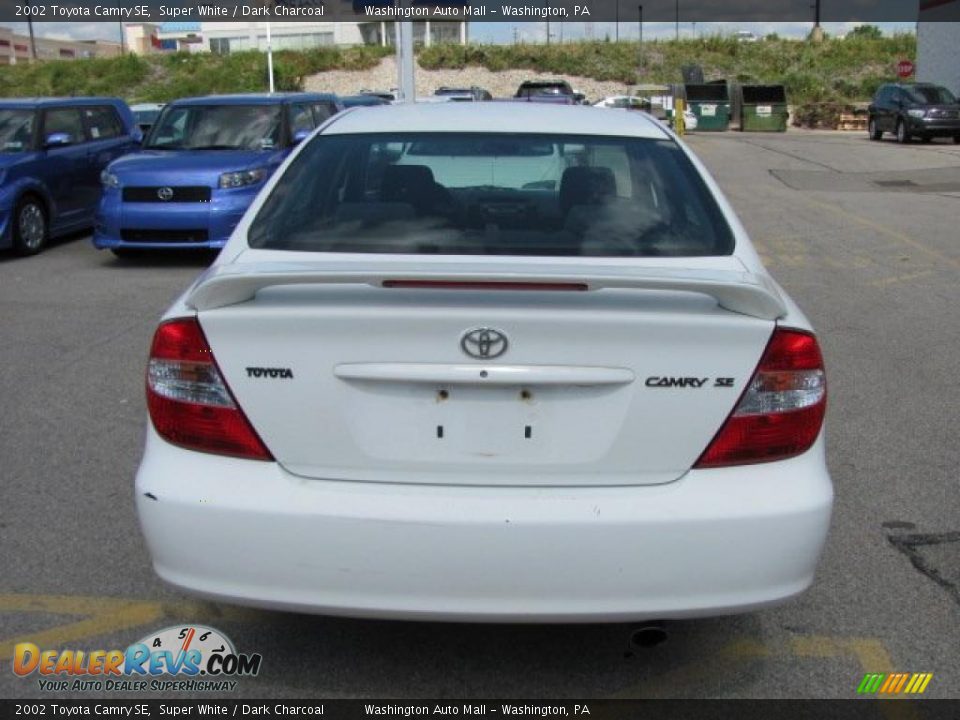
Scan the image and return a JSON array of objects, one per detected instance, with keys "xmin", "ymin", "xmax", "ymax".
[{"xmin": 12, "ymin": 625, "xmax": 262, "ymax": 692}]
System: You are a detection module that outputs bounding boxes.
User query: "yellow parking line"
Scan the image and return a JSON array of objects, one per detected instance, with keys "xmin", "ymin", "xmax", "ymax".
[
  {"xmin": 868, "ymin": 270, "xmax": 937, "ymax": 287},
  {"xmin": 611, "ymin": 634, "xmax": 900, "ymax": 700},
  {"xmin": 0, "ymin": 603, "xmax": 161, "ymax": 659},
  {"xmin": 798, "ymin": 195, "xmax": 960, "ymax": 271},
  {"xmin": 607, "ymin": 637, "xmax": 775, "ymax": 699},
  {"xmin": 0, "ymin": 593, "xmax": 257, "ymax": 659}
]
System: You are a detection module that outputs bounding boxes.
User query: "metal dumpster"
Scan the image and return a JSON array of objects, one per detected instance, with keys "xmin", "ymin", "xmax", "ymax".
[
  {"xmin": 740, "ymin": 85, "xmax": 789, "ymax": 132},
  {"xmin": 685, "ymin": 83, "xmax": 731, "ymax": 131}
]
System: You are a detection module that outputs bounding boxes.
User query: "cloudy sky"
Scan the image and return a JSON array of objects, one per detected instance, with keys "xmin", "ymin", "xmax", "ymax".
[
  {"xmin": 3, "ymin": 20, "xmax": 915, "ymax": 45},
  {"xmin": 470, "ymin": 20, "xmax": 915, "ymax": 42}
]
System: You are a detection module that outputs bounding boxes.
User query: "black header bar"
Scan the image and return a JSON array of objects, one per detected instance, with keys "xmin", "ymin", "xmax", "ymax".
[{"xmin": 0, "ymin": 0, "xmax": 954, "ymax": 24}]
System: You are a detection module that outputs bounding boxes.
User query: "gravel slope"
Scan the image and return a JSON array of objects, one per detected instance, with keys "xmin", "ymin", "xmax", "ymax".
[{"xmin": 304, "ymin": 56, "xmax": 635, "ymax": 101}]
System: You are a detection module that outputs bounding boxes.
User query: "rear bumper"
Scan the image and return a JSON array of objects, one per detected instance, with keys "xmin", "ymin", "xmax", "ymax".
[{"xmin": 136, "ymin": 426, "xmax": 833, "ymax": 622}]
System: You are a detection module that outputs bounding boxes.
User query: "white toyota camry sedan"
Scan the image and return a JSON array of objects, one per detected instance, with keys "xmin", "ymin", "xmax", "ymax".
[{"xmin": 136, "ymin": 103, "xmax": 832, "ymax": 622}]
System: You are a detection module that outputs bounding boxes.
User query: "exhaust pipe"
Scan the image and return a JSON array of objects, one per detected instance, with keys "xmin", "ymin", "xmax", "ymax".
[{"xmin": 630, "ymin": 623, "xmax": 668, "ymax": 648}]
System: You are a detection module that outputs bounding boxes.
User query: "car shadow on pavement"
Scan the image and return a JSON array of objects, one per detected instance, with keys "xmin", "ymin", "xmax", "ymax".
[{"xmin": 216, "ymin": 610, "xmax": 768, "ymax": 698}]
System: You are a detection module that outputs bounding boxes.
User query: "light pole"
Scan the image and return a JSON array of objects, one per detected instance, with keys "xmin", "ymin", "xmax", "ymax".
[
  {"xmin": 615, "ymin": 0, "xmax": 619, "ymax": 42},
  {"xmin": 638, "ymin": 4, "xmax": 643, "ymax": 66},
  {"xmin": 810, "ymin": 0, "xmax": 824, "ymax": 42},
  {"xmin": 675, "ymin": 0, "xmax": 679, "ymax": 41},
  {"xmin": 266, "ymin": 22, "xmax": 274, "ymax": 93}
]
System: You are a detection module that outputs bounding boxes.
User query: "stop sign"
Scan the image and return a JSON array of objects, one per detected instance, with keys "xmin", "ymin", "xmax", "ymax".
[{"xmin": 897, "ymin": 59, "xmax": 915, "ymax": 79}]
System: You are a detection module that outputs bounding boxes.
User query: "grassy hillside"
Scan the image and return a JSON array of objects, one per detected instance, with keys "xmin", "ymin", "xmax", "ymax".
[
  {"xmin": 0, "ymin": 46, "xmax": 392, "ymax": 102},
  {"xmin": 0, "ymin": 34, "xmax": 915, "ymax": 107},
  {"xmin": 420, "ymin": 34, "xmax": 917, "ymax": 104}
]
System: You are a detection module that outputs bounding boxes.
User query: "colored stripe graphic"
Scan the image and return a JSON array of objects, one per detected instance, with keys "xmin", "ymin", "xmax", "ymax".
[
  {"xmin": 858, "ymin": 672, "xmax": 933, "ymax": 695},
  {"xmin": 858, "ymin": 673, "xmax": 885, "ymax": 693}
]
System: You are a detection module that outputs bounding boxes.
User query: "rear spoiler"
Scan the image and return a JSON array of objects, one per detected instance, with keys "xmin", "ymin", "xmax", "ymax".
[{"xmin": 185, "ymin": 261, "xmax": 787, "ymax": 320}]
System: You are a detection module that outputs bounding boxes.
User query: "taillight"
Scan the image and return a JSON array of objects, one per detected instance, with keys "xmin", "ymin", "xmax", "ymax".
[
  {"xmin": 694, "ymin": 327, "xmax": 826, "ymax": 468},
  {"xmin": 146, "ymin": 318, "xmax": 273, "ymax": 461}
]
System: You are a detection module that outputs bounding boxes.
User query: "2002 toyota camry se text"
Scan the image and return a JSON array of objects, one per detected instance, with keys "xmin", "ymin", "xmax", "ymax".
[{"xmin": 135, "ymin": 103, "xmax": 832, "ymax": 622}]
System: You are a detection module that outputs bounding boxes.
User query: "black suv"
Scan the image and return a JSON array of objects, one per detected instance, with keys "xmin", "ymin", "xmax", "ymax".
[
  {"xmin": 435, "ymin": 86, "xmax": 493, "ymax": 102},
  {"xmin": 515, "ymin": 80, "xmax": 587, "ymax": 105},
  {"xmin": 868, "ymin": 83, "xmax": 960, "ymax": 144}
]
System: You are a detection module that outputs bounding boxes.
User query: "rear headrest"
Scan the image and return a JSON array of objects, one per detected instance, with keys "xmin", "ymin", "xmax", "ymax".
[
  {"xmin": 335, "ymin": 202, "xmax": 416, "ymax": 226},
  {"xmin": 381, "ymin": 165, "xmax": 437, "ymax": 205},
  {"xmin": 559, "ymin": 167, "xmax": 616, "ymax": 213}
]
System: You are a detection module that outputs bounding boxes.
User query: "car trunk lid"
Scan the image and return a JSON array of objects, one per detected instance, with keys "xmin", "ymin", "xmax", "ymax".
[{"xmin": 192, "ymin": 257, "xmax": 782, "ymax": 487}]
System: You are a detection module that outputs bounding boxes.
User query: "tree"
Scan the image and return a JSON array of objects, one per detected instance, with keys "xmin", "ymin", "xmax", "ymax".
[{"xmin": 848, "ymin": 25, "xmax": 883, "ymax": 40}]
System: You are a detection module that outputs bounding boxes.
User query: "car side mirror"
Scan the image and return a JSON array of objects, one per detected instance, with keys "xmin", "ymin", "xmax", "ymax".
[
  {"xmin": 292, "ymin": 129, "xmax": 311, "ymax": 145},
  {"xmin": 44, "ymin": 132, "xmax": 73, "ymax": 148}
]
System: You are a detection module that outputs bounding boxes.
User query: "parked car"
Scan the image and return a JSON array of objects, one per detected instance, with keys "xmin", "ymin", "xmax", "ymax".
[
  {"xmin": 0, "ymin": 97, "xmax": 140, "ymax": 255},
  {"xmin": 136, "ymin": 103, "xmax": 832, "ymax": 622},
  {"xmin": 594, "ymin": 95, "xmax": 651, "ymax": 110},
  {"xmin": 358, "ymin": 89, "xmax": 397, "ymax": 103},
  {"xmin": 130, "ymin": 103, "xmax": 165, "ymax": 133},
  {"xmin": 594, "ymin": 96, "xmax": 699, "ymax": 130},
  {"xmin": 868, "ymin": 82, "xmax": 960, "ymax": 144},
  {"xmin": 93, "ymin": 93, "xmax": 342, "ymax": 255},
  {"xmin": 515, "ymin": 79, "xmax": 587, "ymax": 104},
  {"xmin": 340, "ymin": 95, "xmax": 391, "ymax": 108},
  {"xmin": 434, "ymin": 86, "xmax": 493, "ymax": 102},
  {"xmin": 499, "ymin": 96, "xmax": 578, "ymax": 106}
]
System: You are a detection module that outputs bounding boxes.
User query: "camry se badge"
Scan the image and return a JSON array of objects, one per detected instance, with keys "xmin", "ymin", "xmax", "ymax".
[{"xmin": 461, "ymin": 328, "xmax": 508, "ymax": 359}]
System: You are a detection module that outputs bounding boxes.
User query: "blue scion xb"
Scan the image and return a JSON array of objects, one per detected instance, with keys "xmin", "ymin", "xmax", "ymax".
[
  {"xmin": 0, "ymin": 98, "xmax": 140, "ymax": 256},
  {"xmin": 93, "ymin": 93, "xmax": 342, "ymax": 255}
]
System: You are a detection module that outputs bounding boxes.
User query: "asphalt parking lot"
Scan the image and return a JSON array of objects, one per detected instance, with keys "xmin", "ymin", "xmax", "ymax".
[{"xmin": 1, "ymin": 129, "xmax": 958, "ymax": 700}]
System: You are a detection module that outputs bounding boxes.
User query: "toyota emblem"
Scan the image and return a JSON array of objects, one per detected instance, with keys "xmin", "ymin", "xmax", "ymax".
[
  {"xmin": 156, "ymin": 187, "xmax": 174, "ymax": 201},
  {"xmin": 461, "ymin": 328, "xmax": 508, "ymax": 360}
]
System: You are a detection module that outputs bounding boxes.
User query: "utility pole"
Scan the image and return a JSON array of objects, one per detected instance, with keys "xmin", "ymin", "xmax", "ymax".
[
  {"xmin": 119, "ymin": 22, "xmax": 125, "ymax": 55},
  {"xmin": 638, "ymin": 4, "xmax": 643, "ymax": 66},
  {"xmin": 615, "ymin": 0, "xmax": 619, "ymax": 42},
  {"xmin": 26, "ymin": 3, "xmax": 37, "ymax": 61},
  {"xmin": 675, "ymin": 0, "xmax": 679, "ymax": 41}
]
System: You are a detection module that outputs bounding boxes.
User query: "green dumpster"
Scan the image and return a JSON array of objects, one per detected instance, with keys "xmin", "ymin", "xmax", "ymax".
[
  {"xmin": 740, "ymin": 85, "xmax": 788, "ymax": 132},
  {"xmin": 685, "ymin": 83, "xmax": 730, "ymax": 131}
]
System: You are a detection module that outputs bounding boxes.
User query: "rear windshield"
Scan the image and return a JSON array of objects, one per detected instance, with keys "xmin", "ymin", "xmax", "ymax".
[
  {"xmin": 145, "ymin": 104, "xmax": 283, "ymax": 151},
  {"xmin": 905, "ymin": 86, "xmax": 957, "ymax": 105},
  {"xmin": 248, "ymin": 132, "xmax": 734, "ymax": 257}
]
